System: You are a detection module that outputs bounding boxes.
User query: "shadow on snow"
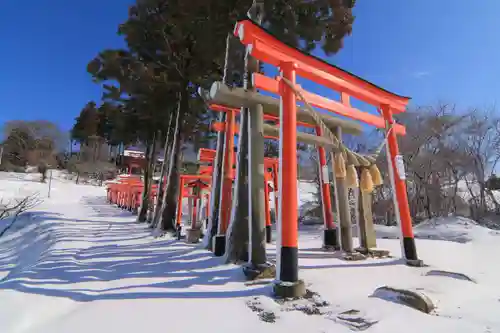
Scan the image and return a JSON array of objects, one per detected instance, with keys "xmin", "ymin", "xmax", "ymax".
[
  {"xmin": 0, "ymin": 195, "xmax": 401, "ymax": 302},
  {"xmin": 0, "ymin": 198, "xmax": 272, "ymax": 302}
]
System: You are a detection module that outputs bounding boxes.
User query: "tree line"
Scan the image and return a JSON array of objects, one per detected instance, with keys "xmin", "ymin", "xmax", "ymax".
[{"xmin": 338, "ymin": 104, "xmax": 500, "ymax": 226}]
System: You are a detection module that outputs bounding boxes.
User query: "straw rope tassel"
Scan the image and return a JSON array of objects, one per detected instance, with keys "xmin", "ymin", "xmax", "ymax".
[
  {"xmin": 360, "ymin": 168, "xmax": 374, "ymax": 193},
  {"xmin": 369, "ymin": 164, "xmax": 383, "ymax": 186},
  {"xmin": 334, "ymin": 153, "xmax": 346, "ymax": 178},
  {"xmin": 346, "ymin": 165, "xmax": 359, "ymax": 188}
]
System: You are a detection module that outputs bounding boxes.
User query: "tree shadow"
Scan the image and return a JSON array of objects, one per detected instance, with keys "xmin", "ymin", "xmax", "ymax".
[
  {"xmin": 266, "ymin": 246, "xmax": 404, "ymax": 270},
  {"xmin": 0, "ymin": 240, "xmax": 272, "ymax": 301},
  {"xmin": 0, "ymin": 206, "xmax": 271, "ymax": 301}
]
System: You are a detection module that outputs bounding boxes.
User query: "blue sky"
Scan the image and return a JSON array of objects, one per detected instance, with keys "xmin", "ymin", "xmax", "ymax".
[{"xmin": 1, "ymin": 1, "xmax": 499, "ymax": 134}]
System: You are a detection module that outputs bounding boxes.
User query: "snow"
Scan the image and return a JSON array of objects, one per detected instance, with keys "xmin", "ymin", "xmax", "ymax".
[{"xmin": 1, "ymin": 172, "xmax": 500, "ymax": 333}]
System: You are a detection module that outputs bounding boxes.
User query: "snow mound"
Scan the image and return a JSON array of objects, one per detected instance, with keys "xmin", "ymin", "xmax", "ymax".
[
  {"xmin": 413, "ymin": 216, "xmax": 495, "ymax": 243},
  {"xmin": 375, "ymin": 216, "xmax": 497, "ymax": 244}
]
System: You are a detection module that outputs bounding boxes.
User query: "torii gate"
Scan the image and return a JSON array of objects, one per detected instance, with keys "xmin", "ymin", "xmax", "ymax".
[
  {"xmin": 197, "ymin": 147, "xmax": 279, "ymax": 244},
  {"xmin": 208, "ymin": 104, "xmax": 342, "ymax": 248},
  {"xmin": 176, "ymin": 174, "xmax": 212, "ymax": 241},
  {"xmin": 230, "ymin": 19, "xmax": 420, "ymax": 295}
]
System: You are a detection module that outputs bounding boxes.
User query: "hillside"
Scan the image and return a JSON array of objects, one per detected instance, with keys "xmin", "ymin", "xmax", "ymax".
[{"xmin": 0, "ymin": 172, "xmax": 499, "ymax": 332}]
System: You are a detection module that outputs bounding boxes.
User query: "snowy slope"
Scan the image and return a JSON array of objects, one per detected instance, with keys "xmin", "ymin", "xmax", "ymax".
[{"xmin": 0, "ymin": 172, "xmax": 499, "ymax": 333}]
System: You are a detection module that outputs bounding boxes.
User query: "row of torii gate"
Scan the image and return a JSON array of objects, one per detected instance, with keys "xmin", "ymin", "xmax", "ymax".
[
  {"xmin": 173, "ymin": 19, "xmax": 421, "ymax": 296},
  {"xmin": 177, "ymin": 149, "xmax": 279, "ymax": 243}
]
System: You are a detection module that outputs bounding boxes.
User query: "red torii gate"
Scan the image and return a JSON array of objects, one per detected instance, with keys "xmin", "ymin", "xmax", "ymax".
[
  {"xmin": 176, "ymin": 174, "xmax": 212, "ymax": 236},
  {"xmin": 197, "ymin": 147, "xmax": 279, "ymax": 243},
  {"xmin": 233, "ymin": 19, "xmax": 420, "ymax": 290},
  {"xmin": 204, "ymin": 105, "xmax": 337, "ymax": 240}
]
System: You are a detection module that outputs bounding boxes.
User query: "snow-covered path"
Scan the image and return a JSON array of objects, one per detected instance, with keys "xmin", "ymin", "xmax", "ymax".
[
  {"xmin": 0, "ymin": 179, "xmax": 272, "ymax": 333},
  {"xmin": 1, "ymin": 173, "xmax": 500, "ymax": 332}
]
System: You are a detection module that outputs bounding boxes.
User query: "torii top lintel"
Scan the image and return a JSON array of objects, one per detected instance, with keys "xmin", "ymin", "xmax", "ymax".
[
  {"xmin": 197, "ymin": 148, "xmax": 278, "ymax": 168},
  {"xmin": 234, "ymin": 19, "xmax": 410, "ymax": 114},
  {"xmin": 180, "ymin": 174, "xmax": 212, "ymax": 181},
  {"xmin": 186, "ymin": 179, "xmax": 210, "ymax": 189}
]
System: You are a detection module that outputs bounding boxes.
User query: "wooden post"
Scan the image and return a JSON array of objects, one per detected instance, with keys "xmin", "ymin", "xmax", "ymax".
[
  {"xmin": 264, "ymin": 178, "xmax": 272, "ymax": 243},
  {"xmin": 272, "ymin": 164, "xmax": 279, "ymax": 221},
  {"xmin": 277, "ymin": 62, "xmax": 299, "ymax": 283},
  {"xmin": 358, "ymin": 188, "xmax": 377, "ymax": 250},
  {"xmin": 205, "ymin": 193, "xmax": 210, "ymax": 228},
  {"xmin": 218, "ymin": 110, "xmax": 235, "ymax": 234},
  {"xmin": 213, "ymin": 110, "xmax": 235, "ymax": 256},
  {"xmin": 315, "ymin": 126, "xmax": 334, "ymax": 229},
  {"xmin": 191, "ymin": 190, "xmax": 198, "ymax": 230},
  {"xmin": 176, "ymin": 178, "xmax": 185, "ymax": 228},
  {"xmin": 381, "ymin": 105, "xmax": 420, "ymax": 265},
  {"xmin": 187, "ymin": 197, "xmax": 193, "ymax": 225},
  {"xmin": 334, "ymin": 127, "xmax": 353, "ymax": 253},
  {"xmin": 248, "ymin": 103, "xmax": 267, "ymax": 264},
  {"xmin": 207, "ymin": 112, "xmax": 226, "ymax": 248},
  {"xmin": 315, "ymin": 126, "xmax": 338, "ymax": 248}
]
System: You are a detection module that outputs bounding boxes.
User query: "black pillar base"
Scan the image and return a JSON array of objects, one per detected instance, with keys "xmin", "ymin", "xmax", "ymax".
[
  {"xmin": 176, "ymin": 225, "xmax": 182, "ymax": 240},
  {"xmin": 403, "ymin": 237, "xmax": 419, "ymax": 259},
  {"xmin": 279, "ymin": 246, "xmax": 298, "ymax": 282},
  {"xmin": 266, "ymin": 225, "xmax": 272, "ymax": 243},
  {"xmin": 213, "ymin": 234, "xmax": 226, "ymax": 257},
  {"xmin": 323, "ymin": 228, "xmax": 340, "ymax": 250}
]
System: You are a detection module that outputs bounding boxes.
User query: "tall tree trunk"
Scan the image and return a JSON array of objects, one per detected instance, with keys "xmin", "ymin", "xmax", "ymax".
[
  {"xmin": 246, "ymin": 2, "xmax": 267, "ymax": 266},
  {"xmin": 248, "ymin": 105, "xmax": 267, "ymax": 265},
  {"xmin": 160, "ymin": 90, "xmax": 187, "ymax": 231},
  {"xmin": 225, "ymin": 37, "xmax": 250, "ymax": 262},
  {"xmin": 146, "ymin": 132, "xmax": 160, "ymax": 218},
  {"xmin": 151, "ymin": 114, "xmax": 174, "ymax": 228},
  {"xmin": 137, "ymin": 132, "xmax": 157, "ymax": 222},
  {"xmin": 156, "ymin": 106, "xmax": 181, "ymax": 231},
  {"xmin": 204, "ymin": 112, "xmax": 226, "ymax": 248}
]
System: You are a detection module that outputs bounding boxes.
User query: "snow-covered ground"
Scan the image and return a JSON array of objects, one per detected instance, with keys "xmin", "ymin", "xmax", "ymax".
[{"xmin": 0, "ymin": 172, "xmax": 499, "ymax": 333}]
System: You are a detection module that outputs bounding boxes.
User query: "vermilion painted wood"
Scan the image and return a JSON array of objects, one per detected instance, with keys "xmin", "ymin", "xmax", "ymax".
[
  {"xmin": 253, "ymin": 73, "xmax": 407, "ymax": 136},
  {"xmin": 191, "ymin": 195, "xmax": 198, "ymax": 229},
  {"xmin": 197, "ymin": 148, "xmax": 217, "ymax": 162},
  {"xmin": 271, "ymin": 165, "xmax": 279, "ymax": 221},
  {"xmin": 382, "ymin": 105, "xmax": 414, "ymax": 239},
  {"xmin": 176, "ymin": 176, "xmax": 213, "ymax": 227},
  {"xmin": 198, "ymin": 151, "xmax": 278, "ymax": 170},
  {"xmin": 180, "ymin": 174, "xmax": 212, "ymax": 181},
  {"xmin": 316, "ymin": 126, "xmax": 334, "ymax": 229},
  {"xmin": 219, "ymin": 109, "xmax": 236, "ymax": 234},
  {"xmin": 264, "ymin": 175, "xmax": 271, "ymax": 227},
  {"xmin": 279, "ymin": 62, "xmax": 299, "ymax": 248},
  {"xmin": 186, "ymin": 180, "xmax": 210, "ymax": 190},
  {"xmin": 199, "ymin": 165, "xmax": 213, "ymax": 175},
  {"xmin": 234, "ymin": 20, "xmax": 409, "ymax": 113},
  {"xmin": 176, "ymin": 178, "xmax": 185, "ymax": 227},
  {"xmin": 210, "ymin": 103, "xmax": 315, "ymax": 129}
]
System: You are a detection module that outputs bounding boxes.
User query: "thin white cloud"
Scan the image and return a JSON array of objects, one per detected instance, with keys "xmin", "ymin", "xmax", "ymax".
[{"xmin": 412, "ymin": 71, "xmax": 431, "ymax": 79}]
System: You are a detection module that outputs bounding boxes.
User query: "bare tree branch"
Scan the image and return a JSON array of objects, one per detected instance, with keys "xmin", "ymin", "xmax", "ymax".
[{"xmin": 0, "ymin": 193, "xmax": 43, "ymax": 237}]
